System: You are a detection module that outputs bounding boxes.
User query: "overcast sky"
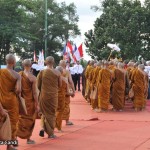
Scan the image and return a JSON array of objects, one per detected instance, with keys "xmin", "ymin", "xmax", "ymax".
[
  {"xmin": 57, "ymin": 0, "xmax": 100, "ymax": 35},
  {"xmin": 56, "ymin": 0, "xmax": 145, "ymax": 60},
  {"xmin": 56, "ymin": 0, "xmax": 101, "ymax": 59}
]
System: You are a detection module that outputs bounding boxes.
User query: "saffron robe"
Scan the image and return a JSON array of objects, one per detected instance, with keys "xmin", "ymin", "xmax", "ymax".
[
  {"xmin": 37, "ymin": 69, "xmax": 59, "ymax": 136},
  {"xmin": 56, "ymin": 79, "xmax": 67, "ymax": 130},
  {"xmin": 132, "ymin": 70, "xmax": 145, "ymax": 109},
  {"xmin": 17, "ymin": 71, "xmax": 36, "ymax": 139},
  {"xmin": 91, "ymin": 66, "xmax": 101, "ymax": 109},
  {"xmin": 0, "ymin": 69, "xmax": 19, "ymax": 140},
  {"xmin": 82, "ymin": 67, "xmax": 87, "ymax": 97},
  {"xmin": 62, "ymin": 71, "xmax": 71, "ymax": 121},
  {"xmin": 85, "ymin": 65, "xmax": 94, "ymax": 101},
  {"xmin": 112, "ymin": 69, "xmax": 125, "ymax": 110},
  {"xmin": 98, "ymin": 69, "xmax": 111, "ymax": 110},
  {"xmin": 84, "ymin": 65, "xmax": 91, "ymax": 100},
  {"xmin": 108, "ymin": 65, "xmax": 116, "ymax": 72}
]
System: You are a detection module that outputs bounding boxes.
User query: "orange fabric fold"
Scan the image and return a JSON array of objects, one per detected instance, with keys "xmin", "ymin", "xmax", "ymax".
[
  {"xmin": 0, "ymin": 69, "xmax": 19, "ymax": 140},
  {"xmin": 37, "ymin": 69, "xmax": 59, "ymax": 136},
  {"xmin": 112, "ymin": 69, "xmax": 125, "ymax": 110},
  {"xmin": 98, "ymin": 69, "xmax": 111, "ymax": 110},
  {"xmin": 56, "ymin": 79, "xmax": 67, "ymax": 130},
  {"xmin": 90, "ymin": 66, "xmax": 101, "ymax": 109},
  {"xmin": 17, "ymin": 71, "xmax": 36, "ymax": 139},
  {"xmin": 132, "ymin": 70, "xmax": 145, "ymax": 109}
]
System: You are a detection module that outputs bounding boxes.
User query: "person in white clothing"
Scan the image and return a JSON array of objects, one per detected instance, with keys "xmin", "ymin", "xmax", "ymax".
[{"xmin": 74, "ymin": 61, "xmax": 83, "ymax": 91}]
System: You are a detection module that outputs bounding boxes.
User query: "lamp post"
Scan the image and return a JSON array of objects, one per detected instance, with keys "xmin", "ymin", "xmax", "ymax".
[{"xmin": 44, "ymin": 0, "xmax": 48, "ymax": 58}]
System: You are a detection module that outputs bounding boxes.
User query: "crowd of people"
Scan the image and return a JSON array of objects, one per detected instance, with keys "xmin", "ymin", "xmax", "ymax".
[
  {"xmin": 0, "ymin": 53, "xmax": 150, "ymax": 150},
  {"xmin": 0, "ymin": 54, "xmax": 76, "ymax": 150},
  {"xmin": 81, "ymin": 60, "xmax": 150, "ymax": 112}
]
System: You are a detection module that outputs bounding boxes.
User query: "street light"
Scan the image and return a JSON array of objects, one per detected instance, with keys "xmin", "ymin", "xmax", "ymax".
[{"xmin": 45, "ymin": 0, "xmax": 48, "ymax": 58}]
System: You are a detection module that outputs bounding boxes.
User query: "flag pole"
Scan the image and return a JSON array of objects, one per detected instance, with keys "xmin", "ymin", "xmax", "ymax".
[
  {"xmin": 107, "ymin": 50, "xmax": 113, "ymax": 61},
  {"xmin": 44, "ymin": 0, "xmax": 48, "ymax": 58}
]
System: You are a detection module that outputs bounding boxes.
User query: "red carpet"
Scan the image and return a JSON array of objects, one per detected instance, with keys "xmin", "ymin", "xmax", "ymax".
[{"xmin": 1, "ymin": 92, "xmax": 150, "ymax": 150}]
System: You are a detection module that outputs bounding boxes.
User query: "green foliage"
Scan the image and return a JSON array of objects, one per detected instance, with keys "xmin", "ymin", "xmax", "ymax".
[
  {"xmin": 80, "ymin": 58, "xmax": 87, "ymax": 68},
  {"xmin": 85, "ymin": 0, "xmax": 150, "ymax": 60},
  {"xmin": 0, "ymin": 0, "xmax": 80, "ymax": 64}
]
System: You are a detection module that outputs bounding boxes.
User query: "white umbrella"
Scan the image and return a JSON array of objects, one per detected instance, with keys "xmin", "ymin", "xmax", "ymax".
[
  {"xmin": 107, "ymin": 43, "xmax": 121, "ymax": 52},
  {"xmin": 31, "ymin": 64, "xmax": 38, "ymax": 69},
  {"xmin": 32, "ymin": 64, "xmax": 46, "ymax": 71}
]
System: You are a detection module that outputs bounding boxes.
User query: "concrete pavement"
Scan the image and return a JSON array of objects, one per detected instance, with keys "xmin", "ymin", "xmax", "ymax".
[{"xmin": 1, "ymin": 91, "xmax": 150, "ymax": 150}]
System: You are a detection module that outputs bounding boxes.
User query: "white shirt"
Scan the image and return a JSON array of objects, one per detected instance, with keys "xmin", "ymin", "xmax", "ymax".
[
  {"xmin": 144, "ymin": 66, "xmax": 150, "ymax": 79},
  {"xmin": 74, "ymin": 64, "xmax": 83, "ymax": 74},
  {"xmin": 69, "ymin": 67, "xmax": 76, "ymax": 75},
  {"xmin": 32, "ymin": 64, "xmax": 46, "ymax": 71}
]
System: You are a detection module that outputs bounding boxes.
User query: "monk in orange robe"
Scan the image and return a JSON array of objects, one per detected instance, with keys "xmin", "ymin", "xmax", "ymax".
[
  {"xmin": 130, "ymin": 62, "xmax": 139, "ymax": 83},
  {"xmin": 82, "ymin": 61, "xmax": 90, "ymax": 98},
  {"xmin": 0, "ymin": 102, "xmax": 10, "ymax": 150},
  {"xmin": 97, "ymin": 61, "xmax": 112, "ymax": 112},
  {"xmin": 0, "ymin": 54, "xmax": 21, "ymax": 150},
  {"xmin": 17, "ymin": 59, "xmax": 39, "ymax": 144},
  {"xmin": 85, "ymin": 60, "xmax": 95, "ymax": 103},
  {"xmin": 37, "ymin": 56, "xmax": 61, "ymax": 138},
  {"xmin": 126, "ymin": 62, "xmax": 135, "ymax": 102},
  {"xmin": 55, "ymin": 66, "xmax": 73, "ymax": 131},
  {"xmin": 128, "ymin": 62, "xmax": 140, "ymax": 102},
  {"xmin": 108, "ymin": 61, "xmax": 116, "ymax": 103},
  {"xmin": 90, "ymin": 61, "xmax": 101, "ymax": 110},
  {"xmin": 127, "ymin": 62, "xmax": 135, "ymax": 81},
  {"xmin": 59, "ymin": 60, "xmax": 75, "ymax": 126},
  {"xmin": 84, "ymin": 63, "xmax": 91, "ymax": 101},
  {"xmin": 132, "ymin": 64, "xmax": 145, "ymax": 111},
  {"xmin": 88, "ymin": 61, "xmax": 96, "ymax": 105},
  {"xmin": 143, "ymin": 68, "xmax": 149, "ymax": 108},
  {"xmin": 108, "ymin": 61, "xmax": 116, "ymax": 72},
  {"xmin": 112, "ymin": 63, "xmax": 126, "ymax": 111}
]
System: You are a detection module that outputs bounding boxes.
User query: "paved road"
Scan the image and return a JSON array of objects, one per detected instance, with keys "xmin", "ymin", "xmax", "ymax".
[{"xmin": 1, "ymin": 91, "xmax": 150, "ymax": 150}]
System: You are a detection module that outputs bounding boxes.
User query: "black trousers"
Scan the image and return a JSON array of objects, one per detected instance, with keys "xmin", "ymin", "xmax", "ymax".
[
  {"xmin": 74, "ymin": 73, "xmax": 81, "ymax": 91},
  {"xmin": 71, "ymin": 74, "xmax": 76, "ymax": 89}
]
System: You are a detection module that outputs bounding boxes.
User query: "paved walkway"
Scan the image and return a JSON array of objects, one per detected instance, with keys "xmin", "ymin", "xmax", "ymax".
[{"xmin": 1, "ymin": 91, "xmax": 150, "ymax": 150}]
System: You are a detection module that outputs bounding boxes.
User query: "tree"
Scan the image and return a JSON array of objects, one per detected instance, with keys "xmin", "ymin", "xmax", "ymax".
[
  {"xmin": 85, "ymin": 0, "xmax": 150, "ymax": 60},
  {"xmin": 0, "ymin": 0, "xmax": 80, "ymax": 64},
  {"xmin": 80, "ymin": 58, "xmax": 88, "ymax": 68},
  {"xmin": 0, "ymin": 0, "xmax": 33, "ymax": 64}
]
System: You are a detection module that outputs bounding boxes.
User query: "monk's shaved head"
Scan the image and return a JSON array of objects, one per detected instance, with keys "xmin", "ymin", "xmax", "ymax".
[
  {"xmin": 138, "ymin": 64, "xmax": 145, "ymax": 71},
  {"xmin": 23, "ymin": 59, "xmax": 32, "ymax": 67},
  {"xmin": 97, "ymin": 61, "xmax": 102, "ymax": 66},
  {"xmin": 118, "ymin": 62, "xmax": 124, "ymax": 69},
  {"xmin": 56, "ymin": 66, "xmax": 63, "ymax": 74},
  {"xmin": 59, "ymin": 60, "xmax": 66, "ymax": 68},
  {"xmin": 46, "ymin": 56, "xmax": 54, "ymax": 65},
  {"xmin": 109, "ymin": 61, "xmax": 114, "ymax": 65},
  {"xmin": 134, "ymin": 62, "xmax": 140, "ymax": 68},
  {"xmin": 128, "ymin": 62, "xmax": 134, "ymax": 67},
  {"xmin": 6, "ymin": 54, "xmax": 16, "ymax": 64},
  {"xmin": 115, "ymin": 61, "xmax": 119, "ymax": 66},
  {"xmin": 90, "ymin": 60, "xmax": 94, "ymax": 66},
  {"xmin": 104, "ymin": 61, "xmax": 109, "ymax": 66},
  {"xmin": 87, "ymin": 60, "xmax": 90, "ymax": 65}
]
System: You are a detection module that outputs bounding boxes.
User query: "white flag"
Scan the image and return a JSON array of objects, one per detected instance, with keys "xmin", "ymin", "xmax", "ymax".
[{"xmin": 38, "ymin": 51, "xmax": 44, "ymax": 67}]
